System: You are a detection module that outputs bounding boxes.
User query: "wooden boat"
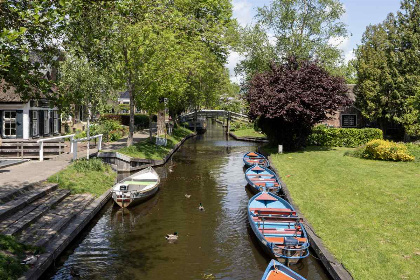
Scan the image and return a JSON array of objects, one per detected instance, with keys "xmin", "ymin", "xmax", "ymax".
[
  {"xmin": 243, "ymin": 152, "xmax": 269, "ymax": 167},
  {"xmin": 261, "ymin": 260, "xmax": 306, "ymax": 280},
  {"xmin": 111, "ymin": 167, "xmax": 160, "ymax": 208},
  {"xmin": 245, "ymin": 165, "xmax": 281, "ymax": 194},
  {"xmin": 248, "ymin": 192, "xmax": 309, "ymax": 264}
]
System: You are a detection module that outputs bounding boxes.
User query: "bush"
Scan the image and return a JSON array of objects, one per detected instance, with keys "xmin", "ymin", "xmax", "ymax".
[
  {"xmin": 101, "ymin": 114, "xmax": 150, "ymax": 129},
  {"xmin": 307, "ymin": 126, "xmax": 383, "ymax": 147},
  {"xmin": 230, "ymin": 121, "xmax": 255, "ymax": 131},
  {"xmin": 348, "ymin": 139, "xmax": 415, "ymax": 162}
]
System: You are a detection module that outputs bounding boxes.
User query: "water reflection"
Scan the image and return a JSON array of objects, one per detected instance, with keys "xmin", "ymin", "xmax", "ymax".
[{"xmin": 48, "ymin": 122, "xmax": 330, "ymax": 280}]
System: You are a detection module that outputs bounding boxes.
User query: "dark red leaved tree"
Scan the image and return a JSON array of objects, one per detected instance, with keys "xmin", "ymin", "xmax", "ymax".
[{"xmin": 247, "ymin": 57, "xmax": 351, "ymax": 150}]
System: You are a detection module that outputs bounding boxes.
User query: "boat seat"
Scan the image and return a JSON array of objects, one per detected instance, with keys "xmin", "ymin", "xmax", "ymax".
[
  {"xmin": 265, "ymin": 237, "xmax": 307, "ymax": 244},
  {"xmin": 250, "ymin": 178, "xmax": 277, "ymax": 182},
  {"xmin": 252, "ymin": 216, "xmax": 298, "ymax": 223},
  {"xmin": 259, "ymin": 228, "xmax": 302, "ymax": 235},
  {"xmin": 250, "ymin": 208, "xmax": 296, "ymax": 216}
]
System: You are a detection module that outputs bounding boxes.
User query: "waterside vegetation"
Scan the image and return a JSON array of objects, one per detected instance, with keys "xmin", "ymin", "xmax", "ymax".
[
  {"xmin": 117, "ymin": 127, "xmax": 193, "ymax": 160},
  {"xmin": 47, "ymin": 158, "xmax": 116, "ymax": 197},
  {"xmin": 268, "ymin": 146, "xmax": 419, "ymax": 279}
]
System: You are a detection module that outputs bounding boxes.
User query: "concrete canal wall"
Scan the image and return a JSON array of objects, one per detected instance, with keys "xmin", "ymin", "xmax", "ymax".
[
  {"xmin": 228, "ymin": 132, "xmax": 269, "ymax": 143},
  {"xmin": 97, "ymin": 133, "xmax": 196, "ymax": 172}
]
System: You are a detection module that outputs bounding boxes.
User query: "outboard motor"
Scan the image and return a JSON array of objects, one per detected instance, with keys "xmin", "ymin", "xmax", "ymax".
[
  {"xmin": 284, "ymin": 237, "xmax": 299, "ymax": 247},
  {"xmin": 120, "ymin": 185, "xmax": 128, "ymax": 191}
]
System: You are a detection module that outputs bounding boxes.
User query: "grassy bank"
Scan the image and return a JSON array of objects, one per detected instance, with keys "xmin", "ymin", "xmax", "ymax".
[
  {"xmin": 269, "ymin": 147, "xmax": 419, "ymax": 279},
  {"xmin": 231, "ymin": 128, "xmax": 266, "ymax": 139},
  {"xmin": 47, "ymin": 158, "xmax": 116, "ymax": 197},
  {"xmin": 0, "ymin": 235, "xmax": 41, "ymax": 280},
  {"xmin": 117, "ymin": 127, "xmax": 193, "ymax": 160}
]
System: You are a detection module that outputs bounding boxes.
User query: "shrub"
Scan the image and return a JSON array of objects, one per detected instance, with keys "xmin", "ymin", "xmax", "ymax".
[
  {"xmin": 101, "ymin": 114, "xmax": 150, "ymax": 129},
  {"xmin": 230, "ymin": 121, "xmax": 255, "ymax": 131},
  {"xmin": 349, "ymin": 140, "xmax": 415, "ymax": 162},
  {"xmin": 307, "ymin": 126, "xmax": 383, "ymax": 147}
]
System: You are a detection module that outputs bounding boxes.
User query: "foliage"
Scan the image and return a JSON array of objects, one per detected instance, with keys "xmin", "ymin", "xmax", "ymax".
[
  {"xmin": 235, "ymin": 0, "xmax": 348, "ymax": 81},
  {"xmin": 0, "ymin": 0, "xmax": 62, "ymax": 99},
  {"xmin": 269, "ymin": 147, "xmax": 419, "ymax": 279},
  {"xmin": 247, "ymin": 58, "xmax": 350, "ymax": 150},
  {"xmin": 101, "ymin": 114, "xmax": 150, "ymax": 129},
  {"xmin": 118, "ymin": 127, "xmax": 193, "ymax": 160},
  {"xmin": 307, "ymin": 125, "xmax": 383, "ymax": 147},
  {"xmin": 405, "ymin": 142, "xmax": 420, "ymax": 161},
  {"xmin": 231, "ymin": 128, "xmax": 266, "ymax": 139},
  {"xmin": 230, "ymin": 121, "xmax": 254, "ymax": 132},
  {"xmin": 73, "ymin": 119, "xmax": 128, "ymax": 142},
  {"xmin": 47, "ymin": 158, "xmax": 116, "ymax": 197},
  {"xmin": 0, "ymin": 235, "xmax": 40, "ymax": 280},
  {"xmin": 355, "ymin": 0, "xmax": 420, "ymax": 136},
  {"xmin": 348, "ymin": 139, "xmax": 415, "ymax": 162}
]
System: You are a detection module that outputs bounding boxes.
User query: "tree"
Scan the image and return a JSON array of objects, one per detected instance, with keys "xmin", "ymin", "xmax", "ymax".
[
  {"xmin": 236, "ymin": 0, "xmax": 348, "ymax": 81},
  {"xmin": 0, "ymin": 0, "xmax": 62, "ymax": 98},
  {"xmin": 247, "ymin": 57, "xmax": 350, "ymax": 150},
  {"xmin": 355, "ymin": 0, "xmax": 420, "ymax": 137},
  {"xmin": 57, "ymin": 54, "xmax": 114, "ymax": 158}
]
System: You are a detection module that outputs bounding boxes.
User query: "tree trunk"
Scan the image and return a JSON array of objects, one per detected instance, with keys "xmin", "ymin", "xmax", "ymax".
[
  {"xmin": 157, "ymin": 109, "xmax": 165, "ymax": 136},
  {"xmin": 127, "ymin": 87, "xmax": 134, "ymax": 146},
  {"xmin": 86, "ymin": 102, "xmax": 91, "ymax": 160},
  {"xmin": 379, "ymin": 119, "xmax": 387, "ymax": 138},
  {"xmin": 149, "ymin": 114, "xmax": 153, "ymax": 141}
]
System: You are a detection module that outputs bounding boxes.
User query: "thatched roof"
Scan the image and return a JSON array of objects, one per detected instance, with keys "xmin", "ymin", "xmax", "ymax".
[{"xmin": 0, "ymin": 80, "xmax": 24, "ymax": 103}]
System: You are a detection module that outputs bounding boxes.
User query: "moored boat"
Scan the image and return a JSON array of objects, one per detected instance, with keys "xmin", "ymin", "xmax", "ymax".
[
  {"xmin": 111, "ymin": 167, "xmax": 160, "ymax": 208},
  {"xmin": 243, "ymin": 152, "xmax": 269, "ymax": 167},
  {"xmin": 245, "ymin": 165, "xmax": 281, "ymax": 193},
  {"xmin": 248, "ymin": 192, "xmax": 309, "ymax": 264},
  {"xmin": 261, "ymin": 259, "xmax": 306, "ymax": 280}
]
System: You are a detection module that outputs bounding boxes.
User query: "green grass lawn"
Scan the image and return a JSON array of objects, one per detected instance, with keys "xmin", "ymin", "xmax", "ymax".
[
  {"xmin": 117, "ymin": 127, "xmax": 193, "ymax": 160},
  {"xmin": 0, "ymin": 235, "xmax": 41, "ymax": 280},
  {"xmin": 47, "ymin": 158, "xmax": 116, "ymax": 197},
  {"xmin": 231, "ymin": 128, "xmax": 267, "ymax": 138},
  {"xmin": 268, "ymin": 147, "xmax": 419, "ymax": 280}
]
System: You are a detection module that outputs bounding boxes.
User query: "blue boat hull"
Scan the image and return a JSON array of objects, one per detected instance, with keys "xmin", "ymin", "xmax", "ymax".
[
  {"xmin": 248, "ymin": 192, "xmax": 310, "ymax": 264},
  {"xmin": 261, "ymin": 260, "xmax": 306, "ymax": 280},
  {"xmin": 245, "ymin": 166, "xmax": 281, "ymax": 194},
  {"xmin": 243, "ymin": 152, "xmax": 270, "ymax": 167}
]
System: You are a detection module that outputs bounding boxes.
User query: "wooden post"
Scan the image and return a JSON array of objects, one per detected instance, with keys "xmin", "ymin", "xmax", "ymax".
[
  {"xmin": 98, "ymin": 135, "xmax": 102, "ymax": 151},
  {"xmin": 39, "ymin": 141, "xmax": 44, "ymax": 162},
  {"xmin": 226, "ymin": 111, "xmax": 230, "ymax": 135},
  {"xmin": 73, "ymin": 141, "xmax": 77, "ymax": 161}
]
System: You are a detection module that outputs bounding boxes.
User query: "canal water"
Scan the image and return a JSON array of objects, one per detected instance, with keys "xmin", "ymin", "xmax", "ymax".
[{"xmin": 48, "ymin": 121, "xmax": 330, "ymax": 280}]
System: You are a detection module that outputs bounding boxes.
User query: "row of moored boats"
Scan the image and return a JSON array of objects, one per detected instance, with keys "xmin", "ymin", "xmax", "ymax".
[{"xmin": 243, "ymin": 152, "xmax": 309, "ymax": 280}]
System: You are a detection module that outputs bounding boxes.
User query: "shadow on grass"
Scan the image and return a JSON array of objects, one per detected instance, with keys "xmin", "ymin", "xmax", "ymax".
[{"xmin": 262, "ymin": 145, "xmax": 335, "ymax": 156}]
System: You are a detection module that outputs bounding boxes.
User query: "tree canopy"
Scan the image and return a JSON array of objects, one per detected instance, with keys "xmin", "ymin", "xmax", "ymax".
[
  {"xmin": 355, "ymin": 0, "xmax": 420, "ymax": 136},
  {"xmin": 235, "ymin": 0, "xmax": 348, "ymax": 81},
  {"xmin": 247, "ymin": 57, "xmax": 350, "ymax": 150}
]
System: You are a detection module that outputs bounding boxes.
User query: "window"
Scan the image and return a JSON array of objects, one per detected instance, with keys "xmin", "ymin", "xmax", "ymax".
[
  {"xmin": 32, "ymin": 111, "xmax": 39, "ymax": 136},
  {"xmin": 53, "ymin": 111, "xmax": 59, "ymax": 134},
  {"xmin": 342, "ymin": 114, "xmax": 357, "ymax": 127},
  {"xmin": 3, "ymin": 111, "xmax": 16, "ymax": 137},
  {"xmin": 44, "ymin": 110, "xmax": 50, "ymax": 134}
]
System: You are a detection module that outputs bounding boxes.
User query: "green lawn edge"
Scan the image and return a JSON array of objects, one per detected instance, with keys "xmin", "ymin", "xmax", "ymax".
[
  {"xmin": 231, "ymin": 128, "xmax": 267, "ymax": 139},
  {"xmin": 117, "ymin": 127, "xmax": 194, "ymax": 160},
  {"xmin": 46, "ymin": 158, "xmax": 117, "ymax": 197},
  {"xmin": 268, "ymin": 146, "xmax": 419, "ymax": 279}
]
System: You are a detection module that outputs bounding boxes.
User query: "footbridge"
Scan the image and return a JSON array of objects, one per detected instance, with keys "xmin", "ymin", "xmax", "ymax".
[{"xmin": 179, "ymin": 110, "xmax": 249, "ymax": 123}]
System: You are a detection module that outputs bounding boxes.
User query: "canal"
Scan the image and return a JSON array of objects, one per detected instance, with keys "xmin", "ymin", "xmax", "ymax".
[{"xmin": 47, "ymin": 121, "xmax": 330, "ymax": 280}]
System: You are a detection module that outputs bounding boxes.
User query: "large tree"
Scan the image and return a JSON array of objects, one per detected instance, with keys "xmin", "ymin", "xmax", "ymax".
[
  {"xmin": 236, "ymin": 0, "xmax": 348, "ymax": 81},
  {"xmin": 355, "ymin": 0, "xmax": 420, "ymax": 137},
  {"xmin": 0, "ymin": 0, "xmax": 62, "ymax": 98},
  {"xmin": 247, "ymin": 57, "xmax": 350, "ymax": 150}
]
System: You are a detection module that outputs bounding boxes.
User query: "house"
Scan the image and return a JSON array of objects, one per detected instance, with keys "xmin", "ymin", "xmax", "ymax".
[
  {"xmin": 323, "ymin": 84, "xmax": 365, "ymax": 128},
  {"xmin": 0, "ymin": 81, "xmax": 60, "ymax": 140},
  {"xmin": 117, "ymin": 91, "xmax": 146, "ymax": 114}
]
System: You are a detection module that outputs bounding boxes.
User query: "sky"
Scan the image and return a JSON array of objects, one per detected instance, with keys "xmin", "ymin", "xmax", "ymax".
[{"xmin": 227, "ymin": 0, "xmax": 402, "ymax": 83}]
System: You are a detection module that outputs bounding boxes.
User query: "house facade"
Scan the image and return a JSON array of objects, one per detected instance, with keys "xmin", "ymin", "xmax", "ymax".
[
  {"xmin": 323, "ymin": 84, "xmax": 365, "ymax": 128},
  {"xmin": 0, "ymin": 84, "xmax": 60, "ymax": 140}
]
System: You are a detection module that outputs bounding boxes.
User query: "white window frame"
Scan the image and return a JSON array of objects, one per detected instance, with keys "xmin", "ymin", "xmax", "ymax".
[
  {"xmin": 2, "ymin": 111, "xmax": 17, "ymax": 138},
  {"xmin": 44, "ymin": 110, "xmax": 50, "ymax": 135},
  {"xmin": 53, "ymin": 111, "xmax": 59, "ymax": 134},
  {"xmin": 341, "ymin": 114, "xmax": 357, "ymax": 128},
  {"xmin": 32, "ymin": 111, "xmax": 39, "ymax": 137}
]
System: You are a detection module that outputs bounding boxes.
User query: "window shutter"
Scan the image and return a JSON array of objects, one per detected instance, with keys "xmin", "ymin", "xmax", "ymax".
[
  {"xmin": 16, "ymin": 110, "xmax": 23, "ymax": 138},
  {"xmin": 39, "ymin": 110, "xmax": 44, "ymax": 136},
  {"xmin": 49, "ymin": 110, "xmax": 53, "ymax": 136},
  {"xmin": 29, "ymin": 110, "xmax": 33, "ymax": 137}
]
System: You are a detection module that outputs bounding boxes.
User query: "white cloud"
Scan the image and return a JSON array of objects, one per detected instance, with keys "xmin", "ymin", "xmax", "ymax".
[
  {"xmin": 328, "ymin": 36, "xmax": 349, "ymax": 51},
  {"xmin": 226, "ymin": 51, "xmax": 245, "ymax": 84},
  {"xmin": 344, "ymin": 50, "xmax": 355, "ymax": 63},
  {"xmin": 233, "ymin": 0, "xmax": 253, "ymax": 27}
]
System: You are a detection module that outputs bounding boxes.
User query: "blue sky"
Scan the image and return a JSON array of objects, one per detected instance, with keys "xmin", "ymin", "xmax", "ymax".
[{"xmin": 228, "ymin": 0, "xmax": 402, "ymax": 82}]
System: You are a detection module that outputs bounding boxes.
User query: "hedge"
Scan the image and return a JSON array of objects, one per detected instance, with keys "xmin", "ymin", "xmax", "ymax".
[
  {"xmin": 101, "ymin": 114, "xmax": 149, "ymax": 129},
  {"xmin": 307, "ymin": 126, "xmax": 383, "ymax": 147}
]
